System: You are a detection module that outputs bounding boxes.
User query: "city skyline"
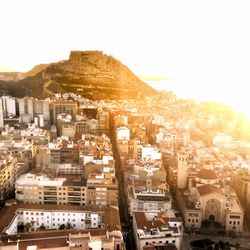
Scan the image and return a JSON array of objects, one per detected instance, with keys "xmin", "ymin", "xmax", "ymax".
[{"xmin": 1, "ymin": 0, "xmax": 250, "ymax": 118}]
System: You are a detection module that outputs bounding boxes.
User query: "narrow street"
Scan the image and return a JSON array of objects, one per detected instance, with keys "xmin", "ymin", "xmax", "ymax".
[{"xmin": 111, "ymin": 132, "xmax": 135, "ymax": 249}]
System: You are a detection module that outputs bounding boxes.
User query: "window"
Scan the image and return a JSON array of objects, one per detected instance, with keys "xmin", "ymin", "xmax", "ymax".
[{"xmin": 230, "ymin": 215, "xmax": 240, "ymax": 219}]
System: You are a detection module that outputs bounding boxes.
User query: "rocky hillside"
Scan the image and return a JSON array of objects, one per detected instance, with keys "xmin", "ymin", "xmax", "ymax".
[{"xmin": 0, "ymin": 51, "xmax": 157, "ymax": 99}]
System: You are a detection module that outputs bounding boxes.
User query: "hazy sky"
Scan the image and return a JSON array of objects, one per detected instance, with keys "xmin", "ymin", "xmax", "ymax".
[{"xmin": 1, "ymin": 0, "xmax": 250, "ymax": 116}]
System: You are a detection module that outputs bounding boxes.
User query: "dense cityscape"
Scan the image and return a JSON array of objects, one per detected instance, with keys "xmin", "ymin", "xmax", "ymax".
[{"xmin": 0, "ymin": 92, "xmax": 250, "ymax": 250}]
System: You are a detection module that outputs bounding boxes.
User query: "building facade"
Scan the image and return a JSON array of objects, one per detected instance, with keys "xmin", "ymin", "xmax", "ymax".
[{"xmin": 133, "ymin": 211, "xmax": 183, "ymax": 250}]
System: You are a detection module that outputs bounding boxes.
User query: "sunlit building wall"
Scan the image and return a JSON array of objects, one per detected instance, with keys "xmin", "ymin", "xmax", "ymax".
[
  {"xmin": 116, "ymin": 126, "xmax": 130, "ymax": 141},
  {"xmin": 0, "ymin": 101, "xmax": 4, "ymax": 128},
  {"xmin": 0, "ymin": 95, "xmax": 16, "ymax": 116},
  {"xmin": 0, "ymin": 153, "xmax": 18, "ymax": 203}
]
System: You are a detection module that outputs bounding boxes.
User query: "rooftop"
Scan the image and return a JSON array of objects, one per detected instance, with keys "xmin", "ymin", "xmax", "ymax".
[
  {"xmin": 0, "ymin": 204, "xmax": 121, "ymax": 234},
  {"xmin": 197, "ymin": 184, "xmax": 224, "ymax": 197},
  {"xmin": 196, "ymin": 169, "xmax": 218, "ymax": 180}
]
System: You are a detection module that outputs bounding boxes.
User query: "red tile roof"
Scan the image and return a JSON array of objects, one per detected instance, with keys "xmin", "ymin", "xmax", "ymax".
[
  {"xmin": 134, "ymin": 212, "xmax": 169, "ymax": 231},
  {"xmin": 196, "ymin": 169, "xmax": 218, "ymax": 180},
  {"xmin": 197, "ymin": 184, "xmax": 223, "ymax": 196}
]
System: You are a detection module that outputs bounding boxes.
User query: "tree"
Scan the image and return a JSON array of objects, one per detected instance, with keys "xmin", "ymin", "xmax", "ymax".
[
  {"xmin": 39, "ymin": 225, "xmax": 46, "ymax": 230},
  {"xmin": 59, "ymin": 224, "xmax": 66, "ymax": 230},
  {"xmin": 24, "ymin": 222, "xmax": 32, "ymax": 232},
  {"xmin": 66, "ymin": 222, "xmax": 73, "ymax": 229}
]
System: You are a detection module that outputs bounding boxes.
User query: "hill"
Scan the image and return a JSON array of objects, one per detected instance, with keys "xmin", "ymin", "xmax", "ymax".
[{"xmin": 0, "ymin": 51, "xmax": 157, "ymax": 99}]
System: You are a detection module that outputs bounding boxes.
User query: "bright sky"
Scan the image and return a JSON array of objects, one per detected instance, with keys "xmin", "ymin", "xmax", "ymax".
[{"xmin": 1, "ymin": 0, "xmax": 250, "ymax": 117}]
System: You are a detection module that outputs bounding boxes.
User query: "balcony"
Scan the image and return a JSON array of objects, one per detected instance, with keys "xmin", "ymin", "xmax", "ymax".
[
  {"xmin": 68, "ymin": 192, "xmax": 81, "ymax": 197},
  {"xmin": 44, "ymin": 192, "xmax": 57, "ymax": 196}
]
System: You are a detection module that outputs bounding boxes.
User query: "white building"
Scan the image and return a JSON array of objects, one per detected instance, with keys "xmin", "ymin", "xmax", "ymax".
[
  {"xmin": 18, "ymin": 97, "xmax": 34, "ymax": 122},
  {"xmin": 1, "ymin": 96, "xmax": 16, "ymax": 116},
  {"xmin": 0, "ymin": 204, "xmax": 121, "ymax": 235},
  {"xmin": 140, "ymin": 145, "xmax": 162, "ymax": 161},
  {"xmin": 133, "ymin": 211, "xmax": 183, "ymax": 250},
  {"xmin": 68, "ymin": 231, "xmax": 125, "ymax": 250},
  {"xmin": 127, "ymin": 179, "xmax": 172, "ymax": 216},
  {"xmin": 116, "ymin": 126, "xmax": 130, "ymax": 141}
]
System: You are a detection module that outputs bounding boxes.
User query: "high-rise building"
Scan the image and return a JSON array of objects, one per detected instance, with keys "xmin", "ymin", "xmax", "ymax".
[
  {"xmin": 0, "ymin": 101, "xmax": 4, "ymax": 128},
  {"xmin": 0, "ymin": 96, "xmax": 16, "ymax": 116},
  {"xmin": 52, "ymin": 100, "xmax": 77, "ymax": 124},
  {"xmin": 18, "ymin": 97, "xmax": 34, "ymax": 123}
]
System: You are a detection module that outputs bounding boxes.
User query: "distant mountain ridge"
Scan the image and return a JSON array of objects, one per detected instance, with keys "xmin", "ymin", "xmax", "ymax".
[{"xmin": 0, "ymin": 51, "xmax": 157, "ymax": 99}]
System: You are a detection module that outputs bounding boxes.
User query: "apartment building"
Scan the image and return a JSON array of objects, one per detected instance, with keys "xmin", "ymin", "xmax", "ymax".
[
  {"xmin": 0, "ymin": 95, "xmax": 16, "ymax": 117},
  {"xmin": 127, "ymin": 179, "xmax": 172, "ymax": 216},
  {"xmin": 52, "ymin": 100, "xmax": 77, "ymax": 124},
  {"xmin": 233, "ymin": 167, "xmax": 250, "ymax": 208},
  {"xmin": 0, "ymin": 153, "xmax": 18, "ymax": 203},
  {"xmin": 15, "ymin": 171, "xmax": 87, "ymax": 206},
  {"xmin": 16, "ymin": 167, "xmax": 118, "ymax": 207},
  {"xmin": 133, "ymin": 211, "xmax": 183, "ymax": 250},
  {"xmin": 86, "ymin": 172, "xmax": 118, "ymax": 206}
]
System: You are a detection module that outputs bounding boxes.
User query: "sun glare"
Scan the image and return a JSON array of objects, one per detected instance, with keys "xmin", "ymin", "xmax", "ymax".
[{"xmin": 144, "ymin": 76, "xmax": 250, "ymax": 122}]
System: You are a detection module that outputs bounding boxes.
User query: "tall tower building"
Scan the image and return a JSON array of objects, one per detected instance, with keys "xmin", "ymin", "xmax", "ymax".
[
  {"xmin": 18, "ymin": 97, "xmax": 34, "ymax": 123},
  {"xmin": 1, "ymin": 96, "xmax": 16, "ymax": 116},
  {"xmin": 177, "ymin": 152, "xmax": 188, "ymax": 189},
  {"xmin": 0, "ymin": 101, "xmax": 4, "ymax": 128},
  {"xmin": 52, "ymin": 100, "xmax": 77, "ymax": 125}
]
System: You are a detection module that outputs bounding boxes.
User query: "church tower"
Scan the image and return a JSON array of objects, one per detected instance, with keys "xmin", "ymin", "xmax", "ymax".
[{"xmin": 177, "ymin": 152, "xmax": 188, "ymax": 189}]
